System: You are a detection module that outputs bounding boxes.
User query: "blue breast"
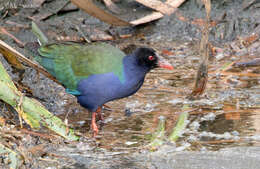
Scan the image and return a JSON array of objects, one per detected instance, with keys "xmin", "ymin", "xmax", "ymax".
[
  {"xmin": 76, "ymin": 54, "xmax": 148, "ymax": 112},
  {"xmin": 76, "ymin": 72, "xmax": 144, "ymax": 111}
]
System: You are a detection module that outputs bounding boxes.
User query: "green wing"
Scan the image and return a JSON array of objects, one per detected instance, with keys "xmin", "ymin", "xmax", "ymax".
[{"xmin": 35, "ymin": 42, "xmax": 125, "ymax": 93}]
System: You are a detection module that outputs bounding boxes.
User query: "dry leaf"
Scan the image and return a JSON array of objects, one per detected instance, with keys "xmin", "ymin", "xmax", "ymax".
[
  {"xmin": 0, "ymin": 40, "xmax": 24, "ymax": 70},
  {"xmin": 135, "ymin": 0, "xmax": 176, "ymax": 15},
  {"xmin": 71, "ymin": 0, "xmax": 130, "ymax": 26}
]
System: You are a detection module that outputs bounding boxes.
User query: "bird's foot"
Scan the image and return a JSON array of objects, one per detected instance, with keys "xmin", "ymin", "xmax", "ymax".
[{"xmin": 91, "ymin": 106, "xmax": 107, "ymax": 137}]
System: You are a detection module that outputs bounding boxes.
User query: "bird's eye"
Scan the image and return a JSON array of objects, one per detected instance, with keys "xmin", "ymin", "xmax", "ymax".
[{"xmin": 148, "ymin": 55, "xmax": 154, "ymax": 61}]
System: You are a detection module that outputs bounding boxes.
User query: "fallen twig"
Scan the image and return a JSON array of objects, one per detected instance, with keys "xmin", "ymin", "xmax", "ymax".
[{"xmin": 0, "ymin": 27, "xmax": 25, "ymax": 48}]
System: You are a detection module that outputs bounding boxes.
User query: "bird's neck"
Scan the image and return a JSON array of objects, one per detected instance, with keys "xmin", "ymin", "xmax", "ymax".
[{"xmin": 122, "ymin": 54, "xmax": 149, "ymax": 82}]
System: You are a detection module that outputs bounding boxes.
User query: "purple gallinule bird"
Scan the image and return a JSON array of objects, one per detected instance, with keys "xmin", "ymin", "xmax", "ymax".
[{"xmin": 26, "ymin": 22, "xmax": 173, "ymax": 136}]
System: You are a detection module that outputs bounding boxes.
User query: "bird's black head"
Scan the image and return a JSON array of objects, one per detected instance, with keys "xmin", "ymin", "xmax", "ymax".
[
  {"xmin": 134, "ymin": 47, "xmax": 159, "ymax": 70},
  {"xmin": 133, "ymin": 47, "xmax": 174, "ymax": 71}
]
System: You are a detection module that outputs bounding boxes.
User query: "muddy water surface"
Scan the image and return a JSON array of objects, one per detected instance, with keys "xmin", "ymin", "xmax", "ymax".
[
  {"xmin": 58, "ymin": 39, "xmax": 260, "ymax": 152},
  {"xmin": 1, "ymin": 0, "xmax": 260, "ymax": 168}
]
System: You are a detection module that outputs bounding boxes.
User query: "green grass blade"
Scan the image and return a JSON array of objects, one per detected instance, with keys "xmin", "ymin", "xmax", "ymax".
[
  {"xmin": 148, "ymin": 116, "xmax": 166, "ymax": 149},
  {"xmin": 169, "ymin": 112, "xmax": 189, "ymax": 142}
]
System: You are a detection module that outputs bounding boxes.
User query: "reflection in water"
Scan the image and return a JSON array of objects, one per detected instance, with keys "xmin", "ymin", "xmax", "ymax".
[{"xmin": 67, "ymin": 85, "xmax": 260, "ymax": 151}]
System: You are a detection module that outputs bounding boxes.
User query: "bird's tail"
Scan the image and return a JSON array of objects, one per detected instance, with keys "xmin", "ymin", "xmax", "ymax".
[{"xmin": 31, "ymin": 21, "xmax": 48, "ymax": 46}]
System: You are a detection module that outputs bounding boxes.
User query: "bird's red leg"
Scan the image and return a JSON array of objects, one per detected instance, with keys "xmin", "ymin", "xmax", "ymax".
[
  {"xmin": 91, "ymin": 110, "xmax": 99, "ymax": 137},
  {"xmin": 91, "ymin": 107, "xmax": 105, "ymax": 137},
  {"xmin": 97, "ymin": 106, "xmax": 104, "ymax": 122}
]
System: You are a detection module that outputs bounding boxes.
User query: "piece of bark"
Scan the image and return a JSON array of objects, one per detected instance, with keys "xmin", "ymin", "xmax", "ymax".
[
  {"xmin": 135, "ymin": 0, "xmax": 176, "ymax": 15},
  {"xmin": 130, "ymin": 0, "xmax": 186, "ymax": 25},
  {"xmin": 190, "ymin": 0, "xmax": 211, "ymax": 97}
]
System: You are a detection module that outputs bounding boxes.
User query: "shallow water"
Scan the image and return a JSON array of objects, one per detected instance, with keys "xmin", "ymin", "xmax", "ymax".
[
  {"xmin": 0, "ymin": 1, "xmax": 260, "ymax": 167},
  {"xmin": 61, "ymin": 41, "xmax": 260, "ymax": 151}
]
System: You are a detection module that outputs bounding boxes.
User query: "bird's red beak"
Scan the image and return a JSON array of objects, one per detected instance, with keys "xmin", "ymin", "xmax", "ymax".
[{"xmin": 158, "ymin": 56, "xmax": 174, "ymax": 70}]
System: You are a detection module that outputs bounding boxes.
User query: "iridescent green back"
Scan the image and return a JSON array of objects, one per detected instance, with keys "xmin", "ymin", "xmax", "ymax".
[{"xmin": 35, "ymin": 42, "xmax": 125, "ymax": 91}]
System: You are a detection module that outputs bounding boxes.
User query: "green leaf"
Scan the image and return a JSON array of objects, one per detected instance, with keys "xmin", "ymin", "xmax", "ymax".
[
  {"xmin": 169, "ymin": 112, "xmax": 189, "ymax": 142},
  {"xmin": 148, "ymin": 116, "xmax": 165, "ymax": 150},
  {"xmin": 0, "ymin": 60, "xmax": 79, "ymax": 141}
]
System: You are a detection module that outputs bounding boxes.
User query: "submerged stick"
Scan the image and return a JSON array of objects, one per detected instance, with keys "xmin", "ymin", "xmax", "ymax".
[{"xmin": 190, "ymin": 0, "xmax": 211, "ymax": 97}]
